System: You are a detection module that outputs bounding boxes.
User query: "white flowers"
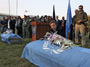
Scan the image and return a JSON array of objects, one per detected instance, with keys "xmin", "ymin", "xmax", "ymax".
[
  {"xmin": 44, "ymin": 32, "xmax": 74, "ymax": 50},
  {"xmin": 4, "ymin": 29, "xmax": 13, "ymax": 34}
]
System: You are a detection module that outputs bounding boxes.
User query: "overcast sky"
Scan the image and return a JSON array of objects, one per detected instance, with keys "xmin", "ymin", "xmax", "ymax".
[{"xmin": 0, "ymin": 0, "xmax": 89, "ymax": 19}]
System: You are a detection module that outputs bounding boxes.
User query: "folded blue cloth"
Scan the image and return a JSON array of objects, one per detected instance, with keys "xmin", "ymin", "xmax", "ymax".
[
  {"xmin": 0, "ymin": 33, "xmax": 21, "ymax": 44},
  {"xmin": 21, "ymin": 40, "xmax": 90, "ymax": 67}
]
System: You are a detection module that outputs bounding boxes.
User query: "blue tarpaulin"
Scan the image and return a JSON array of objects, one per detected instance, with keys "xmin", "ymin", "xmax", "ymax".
[
  {"xmin": 21, "ymin": 40, "xmax": 90, "ymax": 67},
  {"xmin": 0, "ymin": 33, "xmax": 21, "ymax": 44}
]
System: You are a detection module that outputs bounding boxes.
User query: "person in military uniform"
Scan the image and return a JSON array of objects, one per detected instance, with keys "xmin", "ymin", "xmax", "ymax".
[
  {"xmin": 75, "ymin": 5, "xmax": 88, "ymax": 46},
  {"xmin": 22, "ymin": 15, "xmax": 30, "ymax": 38}
]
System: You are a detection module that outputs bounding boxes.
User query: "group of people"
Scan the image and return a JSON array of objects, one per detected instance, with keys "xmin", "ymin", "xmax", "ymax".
[
  {"xmin": 49, "ymin": 5, "xmax": 88, "ymax": 46},
  {"xmin": 0, "ymin": 5, "xmax": 88, "ymax": 46},
  {"xmin": 0, "ymin": 16, "xmax": 16, "ymax": 33},
  {"xmin": 72, "ymin": 5, "xmax": 88, "ymax": 46},
  {"xmin": 0, "ymin": 15, "xmax": 32, "ymax": 38},
  {"xmin": 0, "ymin": 15, "xmax": 53, "ymax": 38}
]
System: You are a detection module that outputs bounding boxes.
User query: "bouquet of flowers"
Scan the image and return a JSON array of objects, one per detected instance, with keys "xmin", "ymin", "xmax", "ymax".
[
  {"xmin": 44, "ymin": 32, "xmax": 74, "ymax": 50},
  {"xmin": 4, "ymin": 29, "xmax": 13, "ymax": 34}
]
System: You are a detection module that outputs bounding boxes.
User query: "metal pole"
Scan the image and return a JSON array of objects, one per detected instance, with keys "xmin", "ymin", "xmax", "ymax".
[
  {"xmin": 8, "ymin": 0, "xmax": 10, "ymax": 16},
  {"xmin": 16, "ymin": 0, "xmax": 18, "ymax": 16}
]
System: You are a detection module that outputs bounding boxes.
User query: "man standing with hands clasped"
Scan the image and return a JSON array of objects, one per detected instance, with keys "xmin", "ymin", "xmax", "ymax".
[{"xmin": 75, "ymin": 5, "xmax": 88, "ymax": 46}]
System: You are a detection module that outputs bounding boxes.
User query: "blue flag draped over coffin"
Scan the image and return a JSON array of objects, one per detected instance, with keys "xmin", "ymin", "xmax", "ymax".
[
  {"xmin": 0, "ymin": 33, "xmax": 21, "ymax": 44},
  {"xmin": 66, "ymin": 0, "xmax": 72, "ymax": 38},
  {"xmin": 21, "ymin": 40, "xmax": 90, "ymax": 67}
]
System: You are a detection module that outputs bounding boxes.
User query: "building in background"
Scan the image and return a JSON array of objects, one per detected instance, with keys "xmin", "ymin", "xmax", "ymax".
[{"xmin": 0, "ymin": 13, "xmax": 17, "ymax": 20}]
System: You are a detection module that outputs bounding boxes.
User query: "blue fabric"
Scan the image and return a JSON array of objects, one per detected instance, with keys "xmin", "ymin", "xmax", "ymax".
[
  {"xmin": 21, "ymin": 40, "xmax": 90, "ymax": 67},
  {"xmin": 0, "ymin": 33, "xmax": 21, "ymax": 44},
  {"xmin": 66, "ymin": 0, "xmax": 72, "ymax": 38}
]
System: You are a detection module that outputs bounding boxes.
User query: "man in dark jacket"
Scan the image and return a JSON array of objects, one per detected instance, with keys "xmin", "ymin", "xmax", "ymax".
[
  {"xmin": 0, "ymin": 17, "xmax": 7, "ymax": 33},
  {"xmin": 49, "ymin": 20, "xmax": 60, "ymax": 35},
  {"xmin": 15, "ymin": 16, "xmax": 23, "ymax": 37},
  {"xmin": 60, "ymin": 16, "xmax": 66, "ymax": 37},
  {"xmin": 75, "ymin": 5, "xmax": 88, "ymax": 46},
  {"xmin": 55, "ymin": 16, "xmax": 61, "ymax": 31},
  {"xmin": 71, "ymin": 9, "xmax": 78, "ymax": 40},
  {"xmin": 7, "ymin": 16, "xmax": 15, "ymax": 33},
  {"xmin": 11, "ymin": 16, "xmax": 16, "ymax": 33}
]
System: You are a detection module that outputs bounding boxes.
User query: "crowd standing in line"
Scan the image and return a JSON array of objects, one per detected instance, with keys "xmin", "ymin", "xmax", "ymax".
[{"xmin": 0, "ymin": 5, "xmax": 89, "ymax": 46}]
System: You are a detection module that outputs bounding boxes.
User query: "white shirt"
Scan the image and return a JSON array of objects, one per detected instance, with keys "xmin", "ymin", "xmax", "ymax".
[
  {"xmin": 15, "ymin": 20, "xmax": 18, "ymax": 27},
  {"xmin": 56, "ymin": 19, "xmax": 59, "ymax": 23},
  {"xmin": 62, "ymin": 20, "xmax": 64, "ymax": 27},
  {"xmin": 8, "ymin": 20, "xmax": 10, "ymax": 29},
  {"xmin": 17, "ymin": 19, "xmax": 21, "ymax": 27}
]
